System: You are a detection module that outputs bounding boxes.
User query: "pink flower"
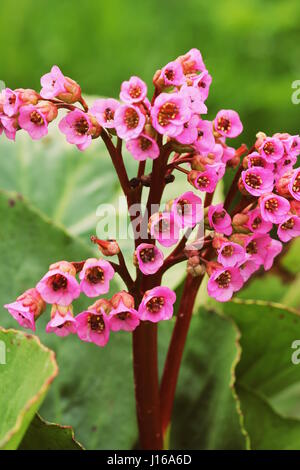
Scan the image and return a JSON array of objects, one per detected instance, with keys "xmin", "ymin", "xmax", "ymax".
[
  {"xmin": 208, "ymin": 204, "xmax": 232, "ymax": 235},
  {"xmin": 214, "ymin": 110, "xmax": 243, "ymax": 138},
  {"xmin": 238, "ymin": 259, "xmax": 260, "ymax": 282},
  {"xmin": 241, "ymin": 167, "xmax": 274, "ymax": 196},
  {"xmin": 120, "ymin": 76, "xmax": 147, "ymax": 104},
  {"xmin": 171, "ymin": 191, "xmax": 203, "ymax": 228},
  {"xmin": 207, "ymin": 266, "xmax": 244, "ymax": 302},
  {"xmin": 46, "ymin": 304, "xmax": 77, "ymax": 337},
  {"xmin": 288, "ymin": 169, "xmax": 300, "ymax": 201},
  {"xmin": 0, "ymin": 114, "xmax": 17, "ymax": 140},
  {"xmin": 191, "ymin": 70, "xmax": 212, "ymax": 101},
  {"xmin": 175, "ymin": 114, "xmax": 199, "ymax": 145},
  {"xmin": 259, "ymin": 193, "xmax": 290, "ymax": 223},
  {"xmin": 178, "ymin": 48, "xmax": 206, "ymax": 74},
  {"xmin": 245, "ymin": 207, "xmax": 273, "ymax": 234},
  {"xmin": 40, "ymin": 65, "xmax": 66, "ymax": 99},
  {"xmin": 18, "ymin": 105, "xmax": 48, "ymax": 140},
  {"xmin": 79, "ymin": 258, "xmax": 114, "ymax": 297},
  {"xmin": 59, "ymin": 109, "xmax": 93, "ymax": 151},
  {"xmin": 76, "ymin": 307, "xmax": 110, "ymax": 347},
  {"xmin": 259, "ymin": 137, "xmax": 284, "ymax": 162},
  {"xmin": 3, "ymin": 88, "xmax": 22, "ymax": 117},
  {"xmin": 179, "ymin": 86, "xmax": 207, "ymax": 115},
  {"xmin": 286, "ymin": 135, "xmax": 300, "ymax": 158},
  {"xmin": 188, "ymin": 168, "xmax": 219, "ymax": 193},
  {"xmin": 109, "ymin": 300, "xmax": 140, "ymax": 332},
  {"xmin": 114, "ymin": 104, "xmax": 145, "ymax": 140},
  {"xmin": 278, "ymin": 215, "xmax": 300, "ymax": 242},
  {"xmin": 90, "ymin": 98, "xmax": 120, "ymax": 129},
  {"xmin": 193, "ymin": 119, "xmax": 215, "ymax": 153},
  {"xmin": 126, "ymin": 133, "xmax": 159, "ymax": 161},
  {"xmin": 151, "ymin": 92, "xmax": 191, "ymax": 137},
  {"xmin": 36, "ymin": 261, "xmax": 80, "ymax": 306},
  {"xmin": 245, "ymin": 234, "xmax": 271, "ymax": 264},
  {"xmin": 161, "ymin": 61, "xmax": 185, "ymax": 86},
  {"xmin": 136, "ymin": 243, "xmax": 164, "ymax": 275},
  {"xmin": 4, "ymin": 288, "xmax": 45, "ymax": 331},
  {"xmin": 138, "ymin": 286, "xmax": 176, "ymax": 323},
  {"xmin": 217, "ymin": 242, "xmax": 246, "ymax": 267},
  {"xmin": 263, "ymin": 239, "xmax": 282, "ymax": 270},
  {"xmin": 246, "ymin": 152, "xmax": 274, "ymax": 172},
  {"xmin": 149, "ymin": 212, "xmax": 180, "ymax": 247}
]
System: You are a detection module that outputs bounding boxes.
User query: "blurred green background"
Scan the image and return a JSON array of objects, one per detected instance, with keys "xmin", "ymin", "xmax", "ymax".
[{"xmin": 1, "ymin": 0, "xmax": 300, "ymax": 143}]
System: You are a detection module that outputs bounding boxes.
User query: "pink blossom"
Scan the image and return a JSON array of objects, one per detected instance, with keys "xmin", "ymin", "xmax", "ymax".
[
  {"xmin": 114, "ymin": 104, "xmax": 145, "ymax": 140},
  {"xmin": 149, "ymin": 212, "xmax": 180, "ymax": 247},
  {"xmin": 138, "ymin": 286, "xmax": 176, "ymax": 323},
  {"xmin": 259, "ymin": 193, "xmax": 290, "ymax": 223},
  {"xmin": 175, "ymin": 114, "xmax": 199, "ymax": 145},
  {"xmin": 90, "ymin": 98, "xmax": 120, "ymax": 128},
  {"xmin": 246, "ymin": 152, "xmax": 274, "ymax": 172},
  {"xmin": 76, "ymin": 308, "xmax": 110, "ymax": 347},
  {"xmin": 285, "ymin": 135, "xmax": 300, "ymax": 158},
  {"xmin": 36, "ymin": 261, "xmax": 80, "ymax": 306},
  {"xmin": 259, "ymin": 137, "xmax": 284, "ymax": 162},
  {"xmin": 120, "ymin": 76, "xmax": 147, "ymax": 104},
  {"xmin": 245, "ymin": 207, "xmax": 273, "ymax": 234},
  {"xmin": 161, "ymin": 61, "xmax": 185, "ymax": 86},
  {"xmin": 4, "ymin": 288, "xmax": 45, "ymax": 331},
  {"xmin": 288, "ymin": 169, "xmax": 300, "ymax": 201},
  {"xmin": 59, "ymin": 109, "xmax": 93, "ymax": 151},
  {"xmin": 136, "ymin": 243, "xmax": 164, "ymax": 275},
  {"xmin": 241, "ymin": 167, "xmax": 274, "ymax": 196},
  {"xmin": 151, "ymin": 92, "xmax": 191, "ymax": 137},
  {"xmin": 222, "ymin": 145, "xmax": 236, "ymax": 164},
  {"xmin": 178, "ymin": 48, "xmax": 206, "ymax": 74},
  {"xmin": 3, "ymin": 88, "xmax": 22, "ymax": 117},
  {"xmin": 263, "ymin": 239, "xmax": 282, "ymax": 270},
  {"xmin": 126, "ymin": 133, "xmax": 159, "ymax": 161},
  {"xmin": 217, "ymin": 242, "xmax": 246, "ymax": 267},
  {"xmin": 0, "ymin": 114, "xmax": 17, "ymax": 140},
  {"xmin": 179, "ymin": 86, "xmax": 207, "ymax": 115},
  {"xmin": 189, "ymin": 168, "xmax": 219, "ymax": 193},
  {"xmin": 109, "ymin": 300, "xmax": 140, "ymax": 332},
  {"xmin": 208, "ymin": 204, "xmax": 232, "ymax": 235},
  {"xmin": 191, "ymin": 70, "xmax": 212, "ymax": 101},
  {"xmin": 193, "ymin": 119, "xmax": 215, "ymax": 153},
  {"xmin": 278, "ymin": 215, "xmax": 300, "ymax": 242},
  {"xmin": 207, "ymin": 266, "xmax": 244, "ymax": 302},
  {"xmin": 214, "ymin": 110, "xmax": 243, "ymax": 138},
  {"xmin": 245, "ymin": 234, "xmax": 271, "ymax": 265},
  {"xmin": 46, "ymin": 304, "xmax": 77, "ymax": 337},
  {"xmin": 40, "ymin": 65, "xmax": 66, "ymax": 99},
  {"xmin": 238, "ymin": 259, "xmax": 260, "ymax": 282},
  {"xmin": 79, "ymin": 258, "xmax": 115, "ymax": 297},
  {"xmin": 171, "ymin": 191, "xmax": 203, "ymax": 228},
  {"xmin": 18, "ymin": 105, "xmax": 48, "ymax": 140}
]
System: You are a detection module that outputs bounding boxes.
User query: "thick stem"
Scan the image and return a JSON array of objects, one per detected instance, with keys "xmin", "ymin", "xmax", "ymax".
[
  {"xmin": 160, "ymin": 274, "xmax": 204, "ymax": 437},
  {"xmin": 132, "ymin": 322, "xmax": 163, "ymax": 449}
]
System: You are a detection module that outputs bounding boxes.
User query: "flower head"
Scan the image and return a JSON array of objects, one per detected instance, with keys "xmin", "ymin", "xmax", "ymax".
[
  {"xmin": 18, "ymin": 105, "xmax": 48, "ymax": 140},
  {"xmin": 259, "ymin": 137, "xmax": 284, "ymax": 162},
  {"xmin": 171, "ymin": 191, "xmax": 203, "ymax": 228},
  {"xmin": 126, "ymin": 133, "xmax": 159, "ymax": 161},
  {"xmin": 177, "ymin": 48, "xmax": 206, "ymax": 74},
  {"xmin": 4, "ymin": 288, "xmax": 46, "ymax": 331},
  {"xmin": 149, "ymin": 212, "xmax": 180, "ymax": 247},
  {"xmin": 259, "ymin": 193, "xmax": 290, "ymax": 223},
  {"xmin": 135, "ymin": 243, "xmax": 164, "ymax": 275},
  {"xmin": 245, "ymin": 207, "xmax": 273, "ymax": 234},
  {"xmin": 46, "ymin": 304, "xmax": 77, "ymax": 337},
  {"xmin": 151, "ymin": 92, "xmax": 191, "ymax": 137},
  {"xmin": 36, "ymin": 261, "xmax": 80, "ymax": 306},
  {"xmin": 3, "ymin": 88, "xmax": 22, "ymax": 117},
  {"xmin": 288, "ymin": 169, "xmax": 300, "ymax": 201},
  {"xmin": 263, "ymin": 239, "xmax": 282, "ymax": 270},
  {"xmin": 214, "ymin": 110, "xmax": 243, "ymax": 138},
  {"xmin": 278, "ymin": 215, "xmax": 300, "ymax": 242},
  {"xmin": 114, "ymin": 104, "xmax": 145, "ymax": 140},
  {"xmin": 241, "ymin": 167, "xmax": 274, "ymax": 196},
  {"xmin": 193, "ymin": 119, "xmax": 215, "ymax": 153},
  {"xmin": 191, "ymin": 70, "xmax": 212, "ymax": 101},
  {"xmin": 90, "ymin": 98, "xmax": 120, "ymax": 129},
  {"xmin": 138, "ymin": 286, "xmax": 176, "ymax": 323},
  {"xmin": 120, "ymin": 76, "xmax": 147, "ymax": 104},
  {"xmin": 40, "ymin": 65, "xmax": 66, "ymax": 99},
  {"xmin": 161, "ymin": 61, "xmax": 185, "ymax": 86},
  {"xmin": 188, "ymin": 168, "xmax": 219, "ymax": 193},
  {"xmin": 76, "ymin": 303, "xmax": 110, "ymax": 347},
  {"xmin": 207, "ymin": 266, "xmax": 244, "ymax": 302},
  {"xmin": 59, "ymin": 109, "xmax": 94, "ymax": 151},
  {"xmin": 79, "ymin": 258, "xmax": 114, "ymax": 297},
  {"xmin": 217, "ymin": 241, "xmax": 246, "ymax": 267},
  {"xmin": 208, "ymin": 204, "xmax": 232, "ymax": 235},
  {"xmin": 109, "ymin": 301, "xmax": 140, "ymax": 332}
]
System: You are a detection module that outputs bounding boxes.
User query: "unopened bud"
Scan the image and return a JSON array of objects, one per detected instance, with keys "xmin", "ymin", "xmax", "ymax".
[
  {"xmin": 57, "ymin": 77, "xmax": 82, "ymax": 104},
  {"xmin": 36, "ymin": 101, "xmax": 58, "ymax": 123},
  {"xmin": 255, "ymin": 131, "xmax": 267, "ymax": 149},
  {"xmin": 17, "ymin": 88, "xmax": 39, "ymax": 105},
  {"xmin": 111, "ymin": 291, "xmax": 135, "ymax": 309},
  {"xmin": 191, "ymin": 154, "xmax": 207, "ymax": 171},
  {"xmin": 91, "ymin": 237, "xmax": 120, "ymax": 256},
  {"xmin": 229, "ymin": 233, "xmax": 248, "ymax": 247},
  {"xmin": 49, "ymin": 260, "xmax": 76, "ymax": 277},
  {"xmin": 89, "ymin": 298, "xmax": 112, "ymax": 315}
]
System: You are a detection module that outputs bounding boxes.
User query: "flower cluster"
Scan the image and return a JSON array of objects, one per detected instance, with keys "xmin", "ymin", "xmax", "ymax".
[
  {"xmin": 5, "ymin": 258, "xmax": 175, "ymax": 346},
  {"xmin": 3, "ymin": 48, "xmax": 300, "ymax": 346}
]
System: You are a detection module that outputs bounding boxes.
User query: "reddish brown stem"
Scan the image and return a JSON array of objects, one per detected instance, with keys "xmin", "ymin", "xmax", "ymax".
[{"xmin": 160, "ymin": 274, "xmax": 204, "ymax": 436}]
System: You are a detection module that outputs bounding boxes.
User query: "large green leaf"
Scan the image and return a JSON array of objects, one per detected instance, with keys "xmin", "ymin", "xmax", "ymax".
[
  {"xmin": 0, "ymin": 328, "xmax": 58, "ymax": 450},
  {"xmin": 162, "ymin": 309, "xmax": 248, "ymax": 450},
  {"xmin": 0, "ymin": 190, "xmax": 136, "ymax": 449},
  {"xmin": 19, "ymin": 414, "xmax": 84, "ymax": 450}
]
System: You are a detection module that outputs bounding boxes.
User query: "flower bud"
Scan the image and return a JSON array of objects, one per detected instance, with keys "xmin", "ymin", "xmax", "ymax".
[
  {"xmin": 17, "ymin": 88, "xmax": 39, "ymax": 105},
  {"xmin": 49, "ymin": 260, "xmax": 77, "ymax": 277},
  {"xmin": 36, "ymin": 101, "xmax": 58, "ymax": 123},
  {"xmin": 232, "ymin": 213, "xmax": 251, "ymax": 234},
  {"xmin": 206, "ymin": 261, "xmax": 222, "ymax": 277},
  {"xmin": 290, "ymin": 199, "xmax": 300, "ymax": 216},
  {"xmin": 255, "ymin": 131, "xmax": 267, "ymax": 149},
  {"xmin": 191, "ymin": 154, "xmax": 207, "ymax": 171},
  {"xmin": 275, "ymin": 171, "xmax": 292, "ymax": 197},
  {"xmin": 187, "ymin": 255, "xmax": 206, "ymax": 277},
  {"xmin": 229, "ymin": 233, "xmax": 248, "ymax": 247},
  {"xmin": 212, "ymin": 234, "xmax": 228, "ymax": 250},
  {"xmin": 57, "ymin": 77, "xmax": 82, "ymax": 104},
  {"xmin": 88, "ymin": 298, "xmax": 112, "ymax": 315},
  {"xmin": 111, "ymin": 291, "xmax": 135, "ymax": 309},
  {"xmin": 91, "ymin": 236, "xmax": 120, "ymax": 256}
]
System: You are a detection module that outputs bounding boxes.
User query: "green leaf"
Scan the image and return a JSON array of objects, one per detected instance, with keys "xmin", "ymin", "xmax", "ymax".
[
  {"xmin": 163, "ymin": 309, "xmax": 248, "ymax": 449},
  {"xmin": 0, "ymin": 190, "xmax": 137, "ymax": 450},
  {"xmin": 19, "ymin": 414, "xmax": 84, "ymax": 450},
  {"xmin": 0, "ymin": 328, "xmax": 58, "ymax": 450},
  {"xmin": 220, "ymin": 299, "xmax": 300, "ymax": 449}
]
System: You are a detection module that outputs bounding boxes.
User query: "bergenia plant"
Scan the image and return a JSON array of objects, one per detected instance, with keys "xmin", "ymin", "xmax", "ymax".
[{"xmin": 2, "ymin": 48, "xmax": 300, "ymax": 449}]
